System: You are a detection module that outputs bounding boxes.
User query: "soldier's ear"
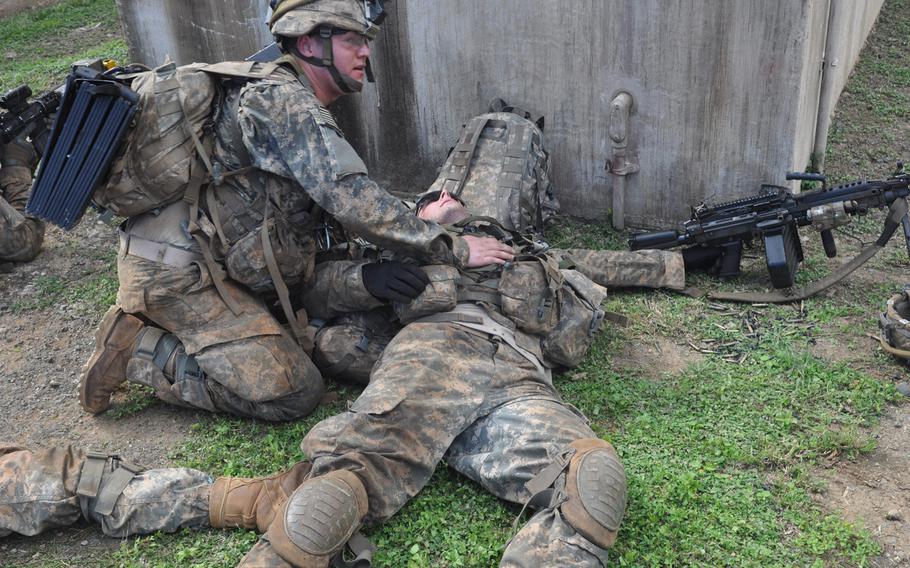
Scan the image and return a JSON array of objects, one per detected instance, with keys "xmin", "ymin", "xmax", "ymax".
[{"xmin": 297, "ymin": 35, "xmax": 318, "ymax": 58}]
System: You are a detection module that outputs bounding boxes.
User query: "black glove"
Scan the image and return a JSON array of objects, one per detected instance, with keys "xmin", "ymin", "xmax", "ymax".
[
  {"xmin": 682, "ymin": 246, "xmax": 724, "ymax": 272},
  {"xmin": 1, "ymin": 134, "xmax": 38, "ymax": 170},
  {"xmin": 361, "ymin": 262, "xmax": 430, "ymax": 303}
]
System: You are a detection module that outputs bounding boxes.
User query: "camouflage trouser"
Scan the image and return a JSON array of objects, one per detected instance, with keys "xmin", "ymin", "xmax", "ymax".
[
  {"xmin": 0, "ymin": 166, "xmax": 44, "ymax": 263},
  {"xmin": 0, "ymin": 444, "xmax": 211, "ymax": 539},
  {"xmin": 116, "ymin": 253, "xmax": 325, "ymax": 421},
  {"xmin": 554, "ymin": 248, "xmax": 686, "ymax": 291},
  {"xmin": 296, "ymin": 322, "xmax": 615, "ymax": 566}
]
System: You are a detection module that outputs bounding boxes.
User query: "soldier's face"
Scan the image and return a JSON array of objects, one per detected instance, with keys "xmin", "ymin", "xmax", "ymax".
[
  {"xmin": 331, "ymin": 31, "xmax": 371, "ymax": 83},
  {"xmin": 416, "ymin": 190, "xmax": 469, "ymax": 224}
]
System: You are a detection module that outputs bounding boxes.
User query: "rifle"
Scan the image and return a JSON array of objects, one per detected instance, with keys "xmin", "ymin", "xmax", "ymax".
[
  {"xmin": 0, "ymin": 85, "xmax": 61, "ymax": 155},
  {"xmin": 0, "ymin": 59, "xmax": 110, "ymax": 157},
  {"xmin": 629, "ymin": 165, "xmax": 910, "ymax": 301}
]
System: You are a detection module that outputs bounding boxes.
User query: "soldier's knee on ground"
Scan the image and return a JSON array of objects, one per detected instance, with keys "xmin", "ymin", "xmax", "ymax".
[
  {"xmin": 209, "ymin": 461, "xmax": 311, "ymax": 533},
  {"xmin": 266, "ymin": 470, "xmax": 368, "ymax": 568},
  {"xmin": 561, "ymin": 438, "xmax": 627, "ymax": 549}
]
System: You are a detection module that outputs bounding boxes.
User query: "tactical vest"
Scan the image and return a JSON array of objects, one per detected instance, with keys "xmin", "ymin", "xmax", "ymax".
[
  {"xmin": 426, "ymin": 102, "xmax": 559, "ymax": 234},
  {"xmin": 394, "ymin": 218, "xmax": 608, "ymax": 369}
]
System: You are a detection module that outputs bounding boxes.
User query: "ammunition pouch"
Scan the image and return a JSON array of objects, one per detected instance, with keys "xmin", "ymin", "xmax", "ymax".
[
  {"xmin": 224, "ymin": 215, "xmax": 314, "ymax": 293},
  {"xmin": 312, "ymin": 308, "xmax": 401, "ymax": 385},
  {"xmin": 499, "ymin": 259, "xmax": 562, "ymax": 336},
  {"xmin": 540, "ymin": 270, "xmax": 608, "ymax": 368},
  {"xmin": 393, "ymin": 264, "xmax": 459, "ymax": 324}
]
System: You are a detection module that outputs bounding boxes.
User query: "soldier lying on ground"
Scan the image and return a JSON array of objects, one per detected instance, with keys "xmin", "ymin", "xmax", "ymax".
[
  {"xmin": 0, "ymin": 136, "xmax": 44, "ymax": 264},
  {"xmin": 77, "ymin": 0, "xmax": 512, "ymax": 423},
  {"xmin": 0, "ymin": 190, "xmax": 718, "ymax": 567}
]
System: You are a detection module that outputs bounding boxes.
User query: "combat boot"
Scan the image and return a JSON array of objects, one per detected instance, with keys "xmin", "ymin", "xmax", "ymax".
[
  {"xmin": 209, "ymin": 461, "xmax": 312, "ymax": 533},
  {"xmin": 266, "ymin": 470, "xmax": 369, "ymax": 568},
  {"xmin": 79, "ymin": 305, "xmax": 145, "ymax": 414}
]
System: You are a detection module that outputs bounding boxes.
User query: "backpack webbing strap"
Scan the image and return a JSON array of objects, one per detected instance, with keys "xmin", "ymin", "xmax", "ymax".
[
  {"xmin": 445, "ymin": 117, "xmax": 490, "ymax": 198},
  {"xmin": 331, "ymin": 531, "xmax": 375, "ymax": 568},
  {"xmin": 708, "ymin": 198, "xmax": 909, "ymax": 304},
  {"xmin": 185, "ymin": 156, "xmax": 243, "ymax": 316},
  {"xmin": 260, "ymin": 185, "xmax": 314, "ymax": 352},
  {"xmin": 499, "ymin": 122, "xmax": 533, "ymax": 230}
]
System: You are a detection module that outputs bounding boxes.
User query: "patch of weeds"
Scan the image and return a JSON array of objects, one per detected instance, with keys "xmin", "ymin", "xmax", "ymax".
[
  {"xmin": 547, "ymin": 217, "xmax": 629, "ymax": 251},
  {"xmin": 107, "ymin": 383, "xmax": 159, "ymax": 419},
  {"xmin": 111, "ymin": 528, "xmax": 259, "ymax": 568},
  {"xmin": 10, "ymin": 268, "xmax": 117, "ymax": 314},
  {"xmin": 11, "ymin": 275, "xmax": 65, "ymax": 311}
]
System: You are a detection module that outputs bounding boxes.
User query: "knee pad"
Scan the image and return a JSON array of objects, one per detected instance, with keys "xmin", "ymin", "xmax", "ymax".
[
  {"xmin": 76, "ymin": 451, "xmax": 144, "ymax": 522},
  {"xmin": 560, "ymin": 438, "xmax": 627, "ymax": 549},
  {"xmin": 266, "ymin": 470, "xmax": 369, "ymax": 567}
]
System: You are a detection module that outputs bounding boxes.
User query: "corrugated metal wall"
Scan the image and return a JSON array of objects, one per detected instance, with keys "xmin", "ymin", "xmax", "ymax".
[{"xmin": 116, "ymin": 0, "xmax": 884, "ymax": 226}]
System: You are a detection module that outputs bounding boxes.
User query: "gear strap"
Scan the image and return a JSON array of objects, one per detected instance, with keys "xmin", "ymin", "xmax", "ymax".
[
  {"xmin": 76, "ymin": 452, "xmax": 144, "ymax": 516},
  {"xmin": 879, "ymin": 335, "xmax": 910, "ymax": 359},
  {"xmin": 331, "ymin": 531, "xmax": 375, "ymax": 568},
  {"xmin": 709, "ymin": 198, "xmax": 909, "ymax": 303}
]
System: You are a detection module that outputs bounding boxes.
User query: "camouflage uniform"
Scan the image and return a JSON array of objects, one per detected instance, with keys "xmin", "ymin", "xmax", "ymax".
[
  {"xmin": 0, "ymin": 444, "xmax": 210, "ymax": 539},
  {"xmin": 108, "ymin": 62, "xmax": 466, "ymax": 421},
  {"xmin": 242, "ymin": 234, "xmax": 658, "ymax": 566},
  {"xmin": 0, "ymin": 150, "xmax": 44, "ymax": 263}
]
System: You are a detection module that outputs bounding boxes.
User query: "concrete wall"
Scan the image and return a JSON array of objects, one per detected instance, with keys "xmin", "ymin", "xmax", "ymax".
[
  {"xmin": 114, "ymin": 0, "xmax": 272, "ymax": 66},
  {"xmin": 117, "ymin": 0, "xmax": 885, "ymax": 226}
]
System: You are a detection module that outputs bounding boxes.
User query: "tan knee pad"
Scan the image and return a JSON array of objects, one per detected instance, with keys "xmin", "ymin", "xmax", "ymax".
[
  {"xmin": 266, "ymin": 469, "xmax": 369, "ymax": 568},
  {"xmin": 559, "ymin": 438, "xmax": 627, "ymax": 549}
]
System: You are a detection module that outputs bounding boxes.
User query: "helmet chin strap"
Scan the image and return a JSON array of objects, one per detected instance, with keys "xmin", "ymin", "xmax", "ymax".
[{"xmin": 292, "ymin": 27, "xmax": 367, "ymax": 94}]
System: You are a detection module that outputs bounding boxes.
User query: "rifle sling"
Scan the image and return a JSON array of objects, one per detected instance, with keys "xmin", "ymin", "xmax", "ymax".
[
  {"xmin": 879, "ymin": 335, "xmax": 910, "ymax": 359},
  {"xmin": 708, "ymin": 198, "xmax": 909, "ymax": 304}
]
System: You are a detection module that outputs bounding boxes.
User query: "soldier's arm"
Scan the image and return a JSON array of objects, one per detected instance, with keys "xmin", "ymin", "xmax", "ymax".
[
  {"xmin": 301, "ymin": 259, "xmax": 385, "ymax": 320},
  {"xmin": 551, "ymin": 248, "xmax": 686, "ymax": 291},
  {"xmin": 237, "ymin": 81, "xmax": 470, "ymax": 268}
]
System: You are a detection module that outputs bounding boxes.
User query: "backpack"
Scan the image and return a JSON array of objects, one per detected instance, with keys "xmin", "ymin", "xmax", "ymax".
[
  {"xmin": 425, "ymin": 99, "xmax": 559, "ymax": 234},
  {"xmin": 28, "ymin": 59, "xmax": 289, "ymax": 227}
]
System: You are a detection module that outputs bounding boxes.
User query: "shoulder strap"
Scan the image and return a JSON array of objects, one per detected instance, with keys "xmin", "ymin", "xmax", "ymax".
[{"xmin": 443, "ymin": 116, "xmax": 490, "ymax": 198}]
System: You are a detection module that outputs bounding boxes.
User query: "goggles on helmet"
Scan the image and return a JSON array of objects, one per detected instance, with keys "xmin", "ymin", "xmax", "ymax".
[{"xmin": 363, "ymin": 0, "xmax": 387, "ymax": 26}]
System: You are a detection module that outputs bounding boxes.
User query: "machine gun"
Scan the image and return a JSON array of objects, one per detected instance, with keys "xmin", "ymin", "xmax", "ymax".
[
  {"xmin": 629, "ymin": 165, "xmax": 910, "ymax": 300},
  {"xmin": 0, "ymin": 85, "xmax": 61, "ymax": 155}
]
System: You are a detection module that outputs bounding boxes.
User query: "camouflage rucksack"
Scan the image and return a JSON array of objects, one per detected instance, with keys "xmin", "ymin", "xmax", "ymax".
[
  {"xmin": 93, "ymin": 59, "xmax": 290, "ymax": 218},
  {"xmin": 425, "ymin": 100, "xmax": 559, "ymax": 234}
]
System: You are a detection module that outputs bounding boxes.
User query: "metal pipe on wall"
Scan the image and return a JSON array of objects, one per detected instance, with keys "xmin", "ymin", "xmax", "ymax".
[{"xmin": 607, "ymin": 91, "xmax": 637, "ymax": 231}]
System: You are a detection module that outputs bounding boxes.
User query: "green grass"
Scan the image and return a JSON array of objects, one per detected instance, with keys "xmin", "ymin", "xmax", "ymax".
[{"xmin": 0, "ymin": 0, "xmax": 127, "ymax": 92}]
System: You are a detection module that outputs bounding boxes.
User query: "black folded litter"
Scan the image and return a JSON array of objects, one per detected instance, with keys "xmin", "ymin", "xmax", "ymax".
[{"xmin": 27, "ymin": 66, "xmax": 138, "ymax": 230}]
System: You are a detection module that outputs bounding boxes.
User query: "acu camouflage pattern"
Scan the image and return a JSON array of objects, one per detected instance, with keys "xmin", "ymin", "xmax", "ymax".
[
  {"xmin": 552, "ymin": 248, "xmax": 686, "ymax": 291},
  {"xmin": 0, "ymin": 444, "xmax": 211, "ymax": 539},
  {"xmin": 109, "ymin": 59, "xmax": 466, "ymax": 419},
  {"xmin": 116, "ymin": 253, "xmax": 325, "ymax": 421},
  {"xmin": 0, "ymin": 163, "xmax": 44, "ymax": 262},
  {"xmin": 427, "ymin": 111, "xmax": 557, "ymax": 233},
  {"xmin": 301, "ymin": 320, "xmax": 621, "ymax": 566}
]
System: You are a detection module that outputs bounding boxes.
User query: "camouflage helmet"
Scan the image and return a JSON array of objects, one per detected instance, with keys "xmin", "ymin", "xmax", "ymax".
[
  {"xmin": 268, "ymin": 0, "xmax": 387, "ymax": 93},
  {"xmin": 879, "ymin": 288, "xmax": 910, "ymax": 358},
  {"xmin": 269, "ymin": 0, "xmax": 384, "ymax": 40}
]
